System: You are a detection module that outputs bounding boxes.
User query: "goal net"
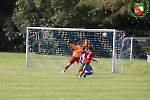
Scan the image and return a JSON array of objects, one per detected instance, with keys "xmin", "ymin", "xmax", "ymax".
[
  {"xmin": 26, "ymin": 27, "xmax": 125, "ymax": 73},
  {"xmin": 119, "ymin": 37, "xmax": 150, "ymax": 61}
]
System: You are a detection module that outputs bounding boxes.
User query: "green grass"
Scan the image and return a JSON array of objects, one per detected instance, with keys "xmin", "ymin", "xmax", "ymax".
[{"xmin": 0, "ymin": 52, "xmax": 150, "ymax": 100}]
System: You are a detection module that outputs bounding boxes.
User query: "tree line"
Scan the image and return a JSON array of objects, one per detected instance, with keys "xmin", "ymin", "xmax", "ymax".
[{"xmin": 0, "ymin": 0, "xmax": 150, "ymax": 52}]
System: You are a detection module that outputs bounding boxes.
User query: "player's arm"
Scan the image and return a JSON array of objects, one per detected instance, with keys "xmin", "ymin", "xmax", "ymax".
[
  {"xmin": 92, "ymin": 58, "xmax": 97, "ymax": 62},
  {"xmin": 82, "ymin": 39, "xmax": 88, "ymax": 48},
  {"xmin": 91, "ymin": 54, "xmax": 97, "ymax": 62},
  {"xmin": 70, "ymin": 44, "xmax": 77, "ymax": 49}
]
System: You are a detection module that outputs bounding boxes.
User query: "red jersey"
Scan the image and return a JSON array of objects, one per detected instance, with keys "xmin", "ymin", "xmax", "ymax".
[{"xmin": 83, "ymin": 50, "xmax": 95, "ymax": 64}]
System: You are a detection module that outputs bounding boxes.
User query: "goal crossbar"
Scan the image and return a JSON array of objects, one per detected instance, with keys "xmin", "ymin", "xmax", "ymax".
[{"xmin": 27, "ymin": 27, "xmax": 115, "ymax": 32}]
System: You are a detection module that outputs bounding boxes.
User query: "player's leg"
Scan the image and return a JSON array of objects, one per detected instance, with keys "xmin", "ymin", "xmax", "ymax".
[
  {"xmin": 62, "ymin": 56, "xmax": 76, "ymax": 73},
  {"xmin": 62, "ymin": 62, "xmax": 71, "ymax": 73},
  {"xmin": 79, "ymin": 64, "xmax": 88, "ymax": 78},
  {"xmin": 76, "ymin": 59, "xmax": 83, "ymax": 75},
  {"xmin": 83, "ymin": 71, "xmax": 93, "ymax": 77},
  {"xmin": 77, "ymin": 67, "xmax": 83, "ymax": 75},
  {"xmin": 77, "ymin": 60, "xmax": 84, "ymax": 76},
  {"xmin": 83, "ymin": 65, "xmax": 93, "ymax": 77},
  {"xmin": 84, "ymin": 71, "xmax": 93, "ymax": 75}
]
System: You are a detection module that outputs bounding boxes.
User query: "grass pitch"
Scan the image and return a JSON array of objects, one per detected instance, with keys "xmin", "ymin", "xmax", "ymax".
[{"xmin": 0, "ymin": 52, "xmax": 150, "ymax": 100}]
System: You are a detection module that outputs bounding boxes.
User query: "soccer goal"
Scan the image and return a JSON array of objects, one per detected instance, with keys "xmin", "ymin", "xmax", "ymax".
[
  {"xmin": 119, "ymin": 37, "xmax": 150, "ymax": 61},
  {"xmin": 26, "ymin": 27, "xmax": 125, "ymax": 73}
]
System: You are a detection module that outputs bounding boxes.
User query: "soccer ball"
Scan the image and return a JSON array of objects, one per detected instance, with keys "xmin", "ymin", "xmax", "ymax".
[{"xmin": 103, "ymin": 32, "xmax": 107, "ymax": 37}]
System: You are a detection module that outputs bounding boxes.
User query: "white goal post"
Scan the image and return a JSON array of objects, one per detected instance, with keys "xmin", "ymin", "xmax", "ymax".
[
  {"xmin": 26, "ymin": 27, "xmax": 125, "ymax": 73},
  {"xmin": 120, "ymin": 37, "xmax": 150, "ymax": 61}
]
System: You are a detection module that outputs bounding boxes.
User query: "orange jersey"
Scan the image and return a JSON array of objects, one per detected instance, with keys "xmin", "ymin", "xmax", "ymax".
[{"xmin": 70, "ymin": 39, "xmax": 87, "ymax": 57}]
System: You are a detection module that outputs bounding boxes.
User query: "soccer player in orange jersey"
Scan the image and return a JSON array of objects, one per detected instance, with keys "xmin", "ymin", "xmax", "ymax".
[{"xmin": 62, "ymin": 39, "xmax": 88, "ymax": 73}]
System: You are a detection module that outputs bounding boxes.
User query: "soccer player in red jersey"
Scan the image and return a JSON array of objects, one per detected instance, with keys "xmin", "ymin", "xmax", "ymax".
[
  {"xmin": 77, "ymin": 53, "xmax": 94, "ymax": 77},
  {"xmin": 62, "ymin": 39, "xmax": 88, "ymax": 73},
  {"xmin": 78, "ymin": 46, "xmax": 97, "ymax": 78}
]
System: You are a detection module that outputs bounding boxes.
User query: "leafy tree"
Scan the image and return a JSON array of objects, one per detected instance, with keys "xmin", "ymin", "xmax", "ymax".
[
  {"xmin": 0, "ymin": 0, "xmax": 18, "ymax": 51},
  {"xmin": 0, "ymin": 0, "xmax": 150, "ymax": 52},
  {"xmin": 13, "ymin": 0, "xmax": 150, "ymax": 36}
]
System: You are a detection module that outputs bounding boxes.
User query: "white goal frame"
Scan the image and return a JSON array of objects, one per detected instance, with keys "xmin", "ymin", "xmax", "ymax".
[
  {"xmin": 26, "ymin": 27, "xmax": 118, "ymax": 73},
  {"xmin": 122, "ymin": 37, "xmax": 150, "ymax": 61}
]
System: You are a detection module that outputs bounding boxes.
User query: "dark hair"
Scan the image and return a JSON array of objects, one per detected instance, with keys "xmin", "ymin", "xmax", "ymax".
[
  {"xmin": 78, "ymin": 40, "xmax": 82, "ymax": 45},
  {"xmin": 88, "ymin": 46, "xmax": 93, "ymax": 52}
]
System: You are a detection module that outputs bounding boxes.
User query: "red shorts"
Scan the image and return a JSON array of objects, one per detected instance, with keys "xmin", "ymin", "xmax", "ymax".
[{"xmin": 69, "ymin": 56, "xmax": 80, "ymax": 64}]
